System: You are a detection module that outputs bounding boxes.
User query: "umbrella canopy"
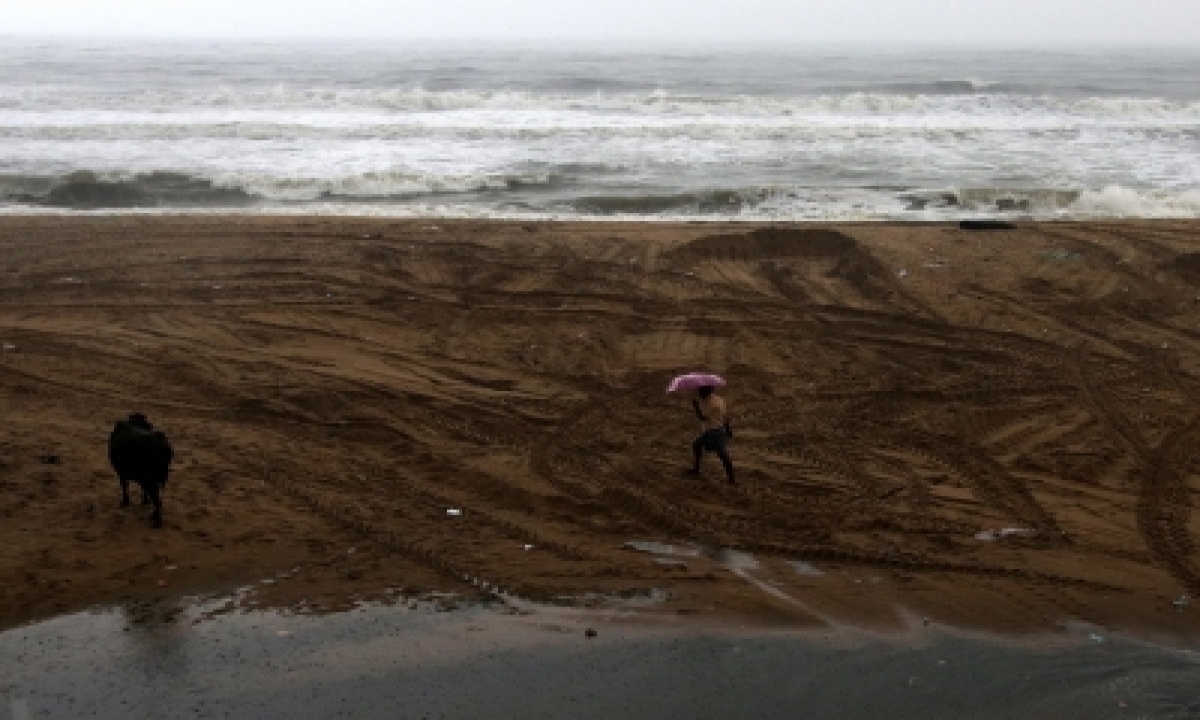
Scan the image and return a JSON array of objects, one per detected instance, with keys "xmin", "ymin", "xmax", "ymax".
[{"xmin": 666, "ymin": 372, "xmax": 727, "ymax": 394}]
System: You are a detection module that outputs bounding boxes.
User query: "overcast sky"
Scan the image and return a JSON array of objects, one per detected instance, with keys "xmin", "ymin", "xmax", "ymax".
[{"xmin": 2, "ymin": 0, "xmax": 1198, "ymax": 47}]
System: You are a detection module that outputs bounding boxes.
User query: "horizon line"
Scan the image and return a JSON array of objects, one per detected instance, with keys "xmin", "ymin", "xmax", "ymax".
[{"xmin": 1, "ymin": 34, "xmax": 1198, "ymax": 52}]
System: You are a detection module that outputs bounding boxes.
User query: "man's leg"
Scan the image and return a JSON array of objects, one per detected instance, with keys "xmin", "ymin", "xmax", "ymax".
[
  {"xmin": 715, "ymin": 444, "xmax": 735, "ymax": 485},
  {"xmin": 687, "ymin": 436, "xmax": 704, "ymax": 475}
]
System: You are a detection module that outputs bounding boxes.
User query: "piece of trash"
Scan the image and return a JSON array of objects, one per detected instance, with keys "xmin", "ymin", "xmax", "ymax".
[
  {"xmin": 157, "ymin": 579, "xmax": 169, "ymax": 588},
  {"xmin": 1089, "ymin": 633, "xmax": 1104, "ymax": 643},
  {"xmin": 585, "ymin": 628, "xmax": 597, "ymax": 638},
  {"xmin": 165, "ymin": 565, "xmax": 177, "ymax": 571},
  {"xmin": 212, "ymin": 285, "xmax": 221, "ymax": 290},
  {"xmin": 1042, "ymin": 250, "xmax": 1081, "ymax": 261},
  {"xmin": 521, "ymin": 544, "xmax": 534, "ymax": 551},
  {"xmin": 975, "ymin": 527, "xmax": 1036, "ymax": 541},
  {"xmin": 276, "ymin": 630, "xmax": 291, "ymax": 637},
  {"xmin": 1, "ymin": 343, "xmax": 14, "ymax": 351},
  {"xmin": 1173, "ymin": 595, "xmax": 1190, "ymax": 609},
  {"xmin": 39, "ymin": 455, "xmax": 61, "ymax": 465},
  {"xmin": 896, "ymin": 269, "xmax": 908, "ymax": 278},
  {"xmin": 447, "ymin": 508, "xmax": 462, "ymax": 516},
  {"xmin": 789, "ymin": 561, "xmax": 824, "ymax": 577}
]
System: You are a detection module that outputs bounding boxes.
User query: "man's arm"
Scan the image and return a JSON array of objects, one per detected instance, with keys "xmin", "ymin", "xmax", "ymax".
[{"xmin": 692, "ymin": 398, "xmax": 707, "ymax": 421}]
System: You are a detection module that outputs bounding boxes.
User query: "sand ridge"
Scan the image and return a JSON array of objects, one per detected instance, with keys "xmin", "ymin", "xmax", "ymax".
[{"xmin": 0, "ymin": 216, "xmax": 1197, "ymax": 637}]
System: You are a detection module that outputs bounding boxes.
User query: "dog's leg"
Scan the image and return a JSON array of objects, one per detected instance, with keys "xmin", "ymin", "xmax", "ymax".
[{"xmin": 120, "ymin": 476, "xmax": 131, "ymax": 507}]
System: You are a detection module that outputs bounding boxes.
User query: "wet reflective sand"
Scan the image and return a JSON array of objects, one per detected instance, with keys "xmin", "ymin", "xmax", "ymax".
[{"xmin": 2, "ymin": 597, "xmax": 1198, "ymax": 720}]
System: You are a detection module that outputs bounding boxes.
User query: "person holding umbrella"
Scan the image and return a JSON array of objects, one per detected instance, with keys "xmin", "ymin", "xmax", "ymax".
[{"xmin": 668, "ymin": 373, "xmax": 735, "ymax": 485}]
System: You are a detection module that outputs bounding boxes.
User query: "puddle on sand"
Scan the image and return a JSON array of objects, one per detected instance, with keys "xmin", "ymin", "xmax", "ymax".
[
  {"xmin": 623, "ymin": 540, "xmax": 702, "ymax": 558},
  {"xmin": 624, "ymin": 540, "xmax": 816, "ymax": 613},
  {"xmin": 623, "ymin": 540, "xmax": 757, "ymax": 570}
]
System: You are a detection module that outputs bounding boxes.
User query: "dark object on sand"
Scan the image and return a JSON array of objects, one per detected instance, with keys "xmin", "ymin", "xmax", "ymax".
[
  {"xmin": 109, "ymin": 413, "xmax": 174, "ymax": 528},
  {"xmin": 959, "ymin": 220, "xmax": 1017, "ymax": 231},
  {"xmin": 39, "ymin": 454, "xmax": 62, "ymax": 465},
  {"xmin": 585, "ymin": 628, "xmax": 597, "ymax": 638}
]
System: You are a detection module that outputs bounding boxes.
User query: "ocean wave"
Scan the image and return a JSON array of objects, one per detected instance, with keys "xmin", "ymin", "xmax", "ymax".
[
  {"xmin": 0, "ymin": 171, "xmax": 254, "ymax": 209},
  {"xmin": 0, "ymin": 168, "xmax": 573, "ymax": 208},
  {"xmin": 3, "ymin": 87, "xmax": 1199, "ymax": 120},
  {"xmin": 3, "ymin": 168, "xmax": 1196, "ymax": 221},
  {"xmin": 870, "ymin": 79, "xmax": 1015, "ymax": 95},
  {"xmin": 568, "ymin": 188, "xmax": 779, "ymax": 215},
  {"xmin": 1071, "ymin": 186, "xmax": 1200, "ymax": 218}
]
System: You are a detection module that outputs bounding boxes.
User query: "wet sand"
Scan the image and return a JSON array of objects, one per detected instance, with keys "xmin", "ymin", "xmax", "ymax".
[
  {"xmin": 0, "ymin": 216, "xmax": 1199, "ymax": 639},
  {"xmin": 2, "ymin": 599, "xmax": 1198, "ymax": 719}
]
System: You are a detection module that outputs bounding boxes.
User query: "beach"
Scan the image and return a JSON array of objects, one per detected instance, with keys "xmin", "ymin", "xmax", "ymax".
[{"xmin": 0, "ymin": 215, "xmax": 1197, "ymax": 641}]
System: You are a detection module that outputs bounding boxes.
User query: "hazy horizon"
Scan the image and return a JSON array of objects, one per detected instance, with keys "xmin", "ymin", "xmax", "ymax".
[{"xmin": 1, "ymin": 0, "xmax": 1198, "ymax": 49}]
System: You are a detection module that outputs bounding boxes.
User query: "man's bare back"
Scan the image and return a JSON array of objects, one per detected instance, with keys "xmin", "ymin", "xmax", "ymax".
[
  {"xmin": 689, "ymin": 386, "xmax": 735, "ymax": 484},
  {"xmin": 696, "ymin": 394, "xmax": 728, "ymax": 432}
]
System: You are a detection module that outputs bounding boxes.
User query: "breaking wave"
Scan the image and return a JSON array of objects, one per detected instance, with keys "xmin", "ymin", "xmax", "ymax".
[
  {"xmin": 3, "ymin": 87, "xmax": 1200, "ymax": 120},
  {"xmin": 3, "ymin": 169, "xmax": 1198, "ymax": 221}
]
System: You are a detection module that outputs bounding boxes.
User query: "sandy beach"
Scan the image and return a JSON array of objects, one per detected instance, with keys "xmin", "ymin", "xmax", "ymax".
[{"xmin": 1, "ymin": 216, "xmax": 1198, "ymax": 639}]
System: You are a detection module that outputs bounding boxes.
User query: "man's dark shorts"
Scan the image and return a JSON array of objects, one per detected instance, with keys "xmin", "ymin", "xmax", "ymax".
[{"xmin": 694, "ymin": 428, "xmax": 730, "ymax": 454}]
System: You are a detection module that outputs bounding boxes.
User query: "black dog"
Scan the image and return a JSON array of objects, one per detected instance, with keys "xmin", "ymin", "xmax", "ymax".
[{"xmin": 109, "ymin": 413, "xmax": 173, "ymax": 528}]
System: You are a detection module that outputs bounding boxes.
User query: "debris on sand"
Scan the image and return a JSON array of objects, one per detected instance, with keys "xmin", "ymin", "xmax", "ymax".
[
  {"xmin": 789, "ymin": 561, "xmax": 825, "ymax": 577},
  {"xmin": 975, "ymin": 527, "xmax": 1036, "ymax": 542}
]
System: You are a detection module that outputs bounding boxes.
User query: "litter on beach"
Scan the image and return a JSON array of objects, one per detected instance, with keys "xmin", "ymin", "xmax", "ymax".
[
  {"xmin": 447, "ymin": 508, "xmax": 463, "ymax": 516},
  {"xmin": 975, "ymin": 527, "xmax": 1036, "ymax": 541}
]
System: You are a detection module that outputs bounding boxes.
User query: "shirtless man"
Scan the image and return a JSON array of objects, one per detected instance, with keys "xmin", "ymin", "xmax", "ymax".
[{"xmin": 687, "ymin": 385, "xmax": 735, "ymax": 484}]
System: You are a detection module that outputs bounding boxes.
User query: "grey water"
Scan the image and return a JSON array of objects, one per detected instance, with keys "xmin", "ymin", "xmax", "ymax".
[
  {"xmin": 2, "ymin": 599, "xmax": 1199, "ymax": 719},
  {"xmin": 1, "ymin": 39, "xmax": 1199, "ymax": 219}
]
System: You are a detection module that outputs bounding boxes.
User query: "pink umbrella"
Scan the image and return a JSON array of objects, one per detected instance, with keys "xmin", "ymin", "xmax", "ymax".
[{"xmin": 666, "ymin": 372, "xmax": 727, "ymax": 394}]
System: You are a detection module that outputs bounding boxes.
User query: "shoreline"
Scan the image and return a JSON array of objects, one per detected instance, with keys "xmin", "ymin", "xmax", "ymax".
[
  {"xmin": 3, "ymin": 209, "xmax": 1199, "ymax": 224},
  {"xmin": 1, "ymin": 215, "xmax": 1198, "ymax": 641}
]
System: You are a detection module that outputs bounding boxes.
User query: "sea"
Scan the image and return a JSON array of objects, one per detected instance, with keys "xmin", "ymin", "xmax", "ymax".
[{"xmin": 1, "ymin": 40, "xmax": 1198, "ymax": 221}]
